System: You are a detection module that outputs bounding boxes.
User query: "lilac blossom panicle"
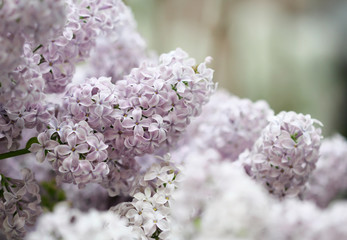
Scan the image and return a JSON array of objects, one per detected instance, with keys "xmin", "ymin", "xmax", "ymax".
[
  {"xmin": 111, "ymin": 153, "xmax": 182, "ymax": 239},
  {"xmin": 241, "ymin": 111, "xmax": 323, "ymax": 198},
  {"xmin": 0, "ymin": 0, "xmax": 66, "ymax": 150},
  {"xmin": 60, "ymin": 49, "xmax": 214, "ymax": 194},
  {"xmin": 29, "ymin": 120, "xmax": 109, "ymax": 188},
  {"xmin": 304, "ymin": 134, "xmax": 347, "ymax": 208},
  {"xmin": 0, "ymin": 0, "xmax": 66, "ymax": 75},
  {"xmin": 25, "ymin": 203, "xmax": 135, "ymax": 240},
  {"xmin": 0, "ymin": 169, "xmax": 42, "ymax": 240},
  {"xmin": 36, "ymin": 0, "xmax": 129, "ymax": 93},
  {"xmin": 179, "ymin": 90, "xmax": 274, "ymax": 161}
]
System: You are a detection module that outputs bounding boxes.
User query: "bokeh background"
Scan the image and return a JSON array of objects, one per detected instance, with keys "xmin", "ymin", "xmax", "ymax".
[{"xmin": 125, "ymin": 0, "xmax": 347, "ymax": 137}]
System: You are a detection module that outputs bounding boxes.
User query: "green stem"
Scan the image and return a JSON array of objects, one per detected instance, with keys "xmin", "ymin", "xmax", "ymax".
[{"xmin": 0, "ymin": 137, "xmax": 38, "ymax": 160}]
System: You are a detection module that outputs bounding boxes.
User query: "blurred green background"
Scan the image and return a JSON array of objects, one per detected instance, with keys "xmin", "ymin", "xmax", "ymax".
[{"xmin": 125, "ymin": 0, "xmax": 347, "ymax": 137}]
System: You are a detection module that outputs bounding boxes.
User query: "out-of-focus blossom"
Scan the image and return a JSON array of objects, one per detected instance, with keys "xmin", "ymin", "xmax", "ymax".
[
  {"xmin": 178, "ymin": 90, "xmax": 274, "ymax": 161},
  {"xmin": 304, "ymin": 134, "xmax": 347, "ymax": 208},
  {"xmin": 25, "ymin": 203, "xmax": 135, "ymax": 240},
  {"xmin": 169, "ymin": 148, "xmax": 272, "ymax": 240},
  {"xmin": 87, "ymin": 4, "xmax": 149, "ymax": 82},
  {"xmin": 0, "ymin": 169, "xmax": 42, "ymax": 239}
]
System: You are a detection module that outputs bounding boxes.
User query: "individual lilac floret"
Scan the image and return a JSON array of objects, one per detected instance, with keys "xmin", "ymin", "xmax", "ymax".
[
  {"xmin": 179, "ymin": 90, "xmax": 274, "ymax": 161},
  {"xmin": 29, "ymin": 120, "xmax": 109, "ymax": 188},
  {"xmin": 0, "ymin": 169, "xmax": 42, "ymax": 240},
  {"xmin": 304, "ymin": 134, "xmax": 347, "ymax": 208},
  {"xmin": 242, "ymin": 111, "xmax": 323, "ymax": 198},
  {"xmin": 25, "ymin": 203, "xmax": 135, "ymax": 240}
]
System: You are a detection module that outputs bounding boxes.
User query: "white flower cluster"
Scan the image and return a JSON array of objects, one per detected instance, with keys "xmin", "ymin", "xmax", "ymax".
[
  {"xmin": 25, "ymin": 203, "xmax": 134, "ymax": 240},
  {"xmin": 112, "ymin": 154, "xmax": 182, "ymax": 239},
  {"xmin": 170, "ymin": 149, "xmax": 271, "ymax": 240}
]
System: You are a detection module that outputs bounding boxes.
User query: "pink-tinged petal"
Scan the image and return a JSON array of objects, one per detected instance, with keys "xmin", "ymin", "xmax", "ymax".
[
  {"xmin": 93, "ymin": 105, "xmax": 104, "ymax": 117},
  {"xmin": 45, "ymin": 140, "xmax": 60, "ymax": 150},
  {"xmin": 122, "ymin": 119, "xmax": 135, "ymax": 128},
  {"xmin": 37, "ymin": 132, "xmax": 48, "ymax": 144},
  {"xmin": 35, "ymin": 150, "xmax": 46, "ymax": 163},
  {"xmin": 176, "ymin": 82, "xmax": 186, "ymax": 93},
  {"xmin": 86, "ymin": 136, "xmax": 98, "ymax": 148},
  {"xmin": 134, "ymin": 125, "xmax": 144, "ymax": 136},
  {"xmin": 76, "ymin": 143, "xmax": 89, "ymax": 153},
  {"xmin": 132, "ymin": 108, "xmax": 142, "ymax": 122},
  {"xmin": 280, "ymin": 139, "xmax": 295, "ymax": 149},
  {"xmin": 55, "ymin": 145, "xmax": 71, "ymax": 155},
  {"xmin": 86, "ymin": 151, "xmax": 98, "ymax": 161},
  {"xmin": 148, "ymin": 123, "xmax": 159, "ymax": 132},
  {"xmin": 98, "ymin": 151, "xmax": 108, "ymax": 162},
  {"xmin": 67, "ymin": 134, "xmax": 77, "ymax": 148},
  {"xmin": 157, "ymin": 130, "xmax": 167, "ymax": 143},
  {"xmin": 28, "ymin": 143, "xmax": 42, "ymax": 153},
  {"xmin": 93, "ymin": 162, "xmax": 109, "ymax": 175},
  {"xmin": 79, "ymin": 160, "xmax": 92, "ymax": 172},
  {"xmin": 62, "ymin": 156, "xmax": 79, "ymax": 172},
  {"xmin": 148, "ymin": 95, "xmax": 159, "ymax": 107}
]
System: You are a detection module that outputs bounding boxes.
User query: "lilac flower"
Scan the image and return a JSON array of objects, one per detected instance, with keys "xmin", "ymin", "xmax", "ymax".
[
  {"xmin": 242, "ymin": 111, "xmax": 323, "ymax": 198},
  {"xmin": 29, "ymin": 132, "xmax": 59, "ymax": 163},
  {"xmin": 30, "ymin": 120, "xmax": 110, "ymax": 187},
  {"xmin": 64, "ymin": 49, "xmax": 215, "ymax": 165},
  {"xmin": 112, "ymin": 153, "xmax": 181, "ymax": 239},
  {"xmin": 177, "ymin": 90, "xmax": 274, "ymax": 161},
  {"xmin": 0, "ymin": 169, "xmax": 42, "ymax": 240}
]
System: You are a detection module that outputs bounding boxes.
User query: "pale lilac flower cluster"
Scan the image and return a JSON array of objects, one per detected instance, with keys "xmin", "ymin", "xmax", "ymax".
[
  {"xmin": 88, "ymin": 5, "xmax": 149, "ymax": 82},
  {"xmin": 36, "ymin": 0, "xmax": 128, "ymax": 93},
  {"xmin": 0, "ymin": 169, "xmax": 42, "ymax": 240},
  {"xmin": 304, "ymin": 134, "xmax": 347, "ymax": 208},
  {"xmin": 0, "ymin": 45, "xmax": 53, "ymax": 150},
  {"xmin": 26, "ymin": 203, "xmax": 134, "ymax": 240},
  {"xmin": 242, "ymin": 111, "xmax": 323, "ymax": 198},
  {"xmin": 169, "ymin": 149, "xmax": 271, "ymax": 240},
  {"xmin": 268, "ymin": 200, "xmax": 347, "ymax": 240},
  {"xmin": 64, "ymin": 49, "xmax": 215, "ymax": 161},
  {"xmin": 29, "ymin": 120, "xmax": 109, "ymax": 187},
  {"xmin": 0, "ymin": 0, "xmax": 66, "ymax": 74},
  {"xmin": 179, "ymin": 90, "xmax": 274, "ymax": 161},
  {"xmin": 112, "ymin": 154, "xmax": 181, "ymax": 239}
]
